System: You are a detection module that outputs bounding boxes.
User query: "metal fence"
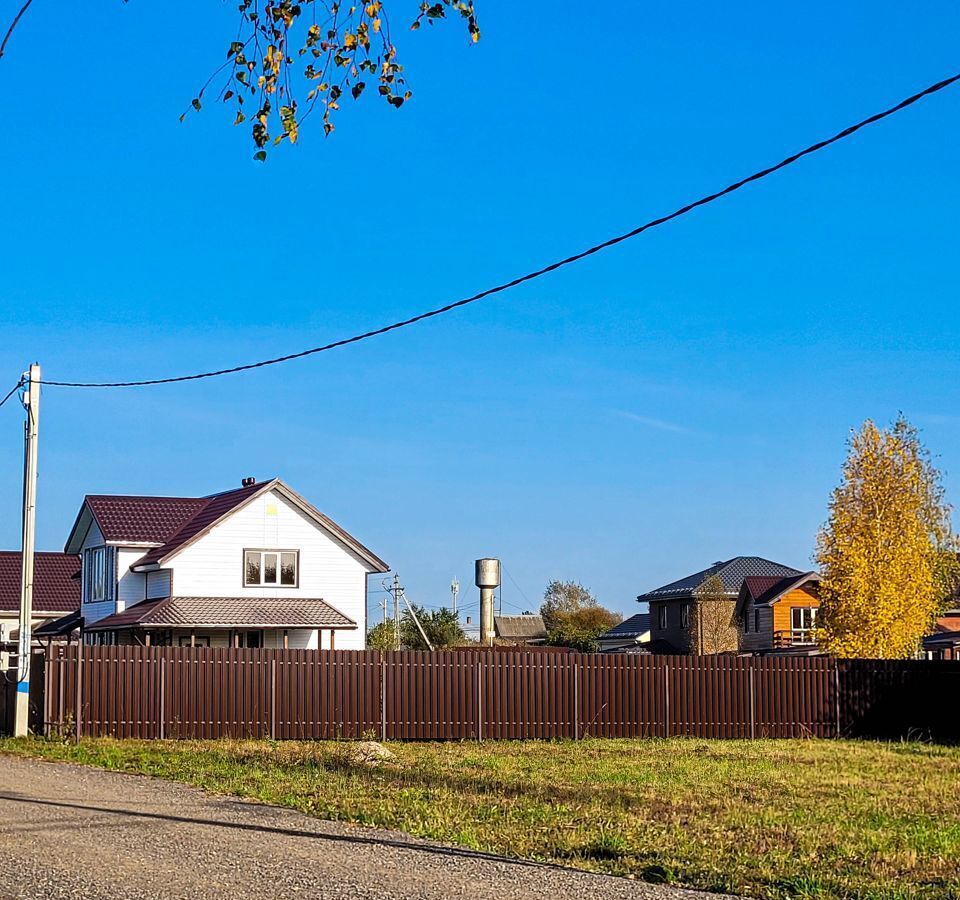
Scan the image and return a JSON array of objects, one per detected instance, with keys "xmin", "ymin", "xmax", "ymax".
[{"xmin": 33, "ymin": 645, "xmax": 960, "ymax": 742}]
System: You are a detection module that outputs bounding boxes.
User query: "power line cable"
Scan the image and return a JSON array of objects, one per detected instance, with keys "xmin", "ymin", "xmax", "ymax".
[
  {"xmin": 0, "ymin": 379, "xmax": 24, "ymax": 410},
  {"xmin": 39, "ymin": 70, "xmax": 960, "ymax": 390}
]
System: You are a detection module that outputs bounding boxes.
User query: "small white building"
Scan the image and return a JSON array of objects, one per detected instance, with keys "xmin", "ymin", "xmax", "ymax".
[{"xmin": 62, "ymin": 477, "xmax": 388, "ymax": 649}]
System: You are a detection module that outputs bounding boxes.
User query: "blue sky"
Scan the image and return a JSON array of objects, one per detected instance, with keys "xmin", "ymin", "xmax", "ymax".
[{"xmin": 2, "ymin": 1, "xmax": 959, "ymax": 624}]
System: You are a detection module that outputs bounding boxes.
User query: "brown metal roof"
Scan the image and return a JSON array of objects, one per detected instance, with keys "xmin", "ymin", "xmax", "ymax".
[
  {"xmin": 83, "ymin": 495, "xmax": 209, "ymax": 544},
  {"xmin": 86, "ymin": 596, "xmax": 356, "ymax": 630},
  {"xmin": 740, "ymin": 572, "xmax": 819, "ymax": 606},
  {"xmin": 65, "ymin": 478, "xmax": 388, "ymax": 574},
  {"xmin": 0, "ymin": 551, "xmax": 81, "ymax": 614},
  {"xmin": 132, "ymin": 481, "xmax": 267, "ymax": 568}
]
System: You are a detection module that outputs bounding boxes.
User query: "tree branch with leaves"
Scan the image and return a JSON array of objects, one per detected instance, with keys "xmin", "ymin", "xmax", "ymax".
[{"xmin": 1, "ymin": 1, "xmax": 479, "ymax": 159}]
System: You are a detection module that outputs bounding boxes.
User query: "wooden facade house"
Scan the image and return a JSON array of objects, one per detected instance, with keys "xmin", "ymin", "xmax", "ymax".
[{"xmin": 736, "ymin": 572, "xmax": 821, "ymax": 654}]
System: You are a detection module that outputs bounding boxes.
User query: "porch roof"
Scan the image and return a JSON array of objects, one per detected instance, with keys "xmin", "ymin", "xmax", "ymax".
[{"xmin": 85, "ymin": 596, "xmax": 355, "ymax": 631}]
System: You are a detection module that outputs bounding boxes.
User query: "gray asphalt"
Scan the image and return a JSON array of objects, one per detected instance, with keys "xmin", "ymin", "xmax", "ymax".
[{"xmin": 0, "ymin": 755, "xmax": 728, "ymax": 899}]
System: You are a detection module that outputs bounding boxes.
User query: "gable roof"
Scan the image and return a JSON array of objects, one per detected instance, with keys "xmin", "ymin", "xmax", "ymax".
[
  {"xmin": 599, "ymin": 612, "xmax": 651, "ymax": 640},
  {"xmin": 65, "ymin": 478, "xmax": 389, "ymax": 574},
  {"xmin": 494, "ymin": 615, "xmax": 547, "ymax": 641},
  {"xmin": 0, "ymin": 551, "xmax": 81, "ymax": 614},
  {"xmin": 85, "ymin": 596, "xmax": 356, "ymax": 630},
  {"xmin": 740, "ymin": 572, "xmax": 819, "ymax": 606},
  {"xmin": 637, "ymin": 557, "xmax": 803, "ymax": 603}
]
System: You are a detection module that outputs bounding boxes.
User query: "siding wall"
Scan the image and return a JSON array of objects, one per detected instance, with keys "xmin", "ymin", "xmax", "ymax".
[
  {"xmin": 166, "ymin": 489, "xmax": 369, "ymax": 649},
  {"xmin": 79, "ymin": 521, "xmax": 115, "ymax": 625},
  {"xmin": 739, "ymin": 603, "xmax": 774, "ymax": 653},
  {"xmin": 116, "ymin": 548, "xmax": 147, "ymax": 610},
  {"xmin": 145, "ymin": 570, "xmax": 171, "ymax": 600}
]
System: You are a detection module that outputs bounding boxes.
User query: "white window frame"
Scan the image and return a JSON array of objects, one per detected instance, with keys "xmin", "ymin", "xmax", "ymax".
[
  {"xmin": 680, "ymin": 604, "xmax": 690, "ymax": 629},
  {"xmin": 84, "ymin": 547, "xmax": 109, "ymax": 603},
  {"xmin": 243, "ymin": 549, "xmax": 299, "ymax": 588},
  {"xmin": 791, "ymin": 607, "xmax": 817, "ymax": 643}
]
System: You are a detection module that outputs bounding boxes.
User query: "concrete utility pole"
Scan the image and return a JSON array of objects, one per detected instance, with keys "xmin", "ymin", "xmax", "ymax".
[
  {"xmin": 392, "ymin": 573, "xmax": 401, "ymax": 651},
  {"xmin": 15, "ymin": 363, "xmax": 40, "ymax": 738},
  {"xmin": 450, "ymin": 578, "xmax": 459, "ymax": 616}
]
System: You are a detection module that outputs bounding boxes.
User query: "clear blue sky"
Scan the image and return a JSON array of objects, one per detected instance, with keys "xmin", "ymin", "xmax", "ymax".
[{"xmin": 2, "ymin": 1, "xmax": 959, "ymax": 625}]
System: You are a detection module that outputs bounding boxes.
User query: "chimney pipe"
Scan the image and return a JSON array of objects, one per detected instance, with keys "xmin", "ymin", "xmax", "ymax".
[{"xmin": 241, "ymin": 477, "xmax": 256, "ymax": 487}]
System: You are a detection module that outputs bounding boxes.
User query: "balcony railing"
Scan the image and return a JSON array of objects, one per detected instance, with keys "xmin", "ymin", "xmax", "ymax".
[{"xmin": 773, "ymin": 630, "xmax": 817, "ymax": 648}]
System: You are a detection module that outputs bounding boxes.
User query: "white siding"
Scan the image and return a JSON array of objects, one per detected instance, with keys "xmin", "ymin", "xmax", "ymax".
[
  {"xmin": 146, "ymin": 569, "xmax": 172, "ymax": 600},
  {"xmin": 165, "ymin": 489, "xmax": 370, "ymax": 649},
  {"xmin": 116, "ymin": 548, "xmax": 147, "ymax": 610}
]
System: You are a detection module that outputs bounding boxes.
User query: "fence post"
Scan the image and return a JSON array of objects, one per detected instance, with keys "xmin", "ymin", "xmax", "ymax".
[
  {"xmin": 58, "ymin": 654, "xmax": 64, "ymax": 733},
  {"xmin": 159, "ymin": 656, "xmax": 165, "ymax": 740},
  {"xmin": 270, "ymin": 657, "xmax": 277, "ymax": 740},
  {"xmin": 573, "ymin": 663, "xmax": 580, "ymax": 740},
  {"xmin": 380, "ymin": 653, "xmax": 387, "ymax": 742},
  {"xmin": 749, "ymin": 662, "xmax": 756, "ymax": 740},
  {"xmin": 74, "ymin": 641, "xmax": 83, "ymax": 742},
  {"xmin": 663, "ymin": 659, "xmax": 670, "ymax": 739},
  {"xmin": 476, "ymin": 655, "xmax": 483, "ymax": 742},
  {"xmin": 834, "ymin": 661, "xmax": 841, "ymax": 739}
]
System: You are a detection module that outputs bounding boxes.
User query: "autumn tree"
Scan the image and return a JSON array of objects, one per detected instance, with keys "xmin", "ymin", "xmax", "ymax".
[
  {"xmin": 693, "ymin": 573, "xmax": 738, "ymax": 655},
  {"xmin": 0, "ymin": 1, "xmax": 479, "ymax": 160},
  {"xmin": 815, "ymin": 416, "xmax": 959, "ymax": 658},
  {"xmin": 540, "ymin": 580, "xmax": 621, "ymax": 652},
  {"xmin": 367, "ymin": 603, "xmax": 466, "ymax": 650}
]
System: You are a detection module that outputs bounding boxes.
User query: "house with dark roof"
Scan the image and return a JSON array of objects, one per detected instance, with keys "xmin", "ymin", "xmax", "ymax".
[
  {"xmin": 638, "ymin": 557, "xmax": 803, "ymax": 654},
  {"xmin": 597, "ymin": 613, "xmax": 651, "ymax": 652},
  {"xmin": 0, "ymin": 552, "xmax": 81, "ymax": 663},
  {"xmin": 923, "ymin": 608, "xmax": 960, "ymax": 660},
  {"xmin": 736, "ymin": 572, "xmax": 820, "ymax": 654},
  {"xmin": 51, "ymin": 477, "xmax": 389, "ymax": 650}
]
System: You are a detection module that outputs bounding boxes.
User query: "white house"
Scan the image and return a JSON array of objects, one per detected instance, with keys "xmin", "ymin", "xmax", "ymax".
[{"xmin": 61, "ymin": 477, "xmax": 388, "ymax": 650}]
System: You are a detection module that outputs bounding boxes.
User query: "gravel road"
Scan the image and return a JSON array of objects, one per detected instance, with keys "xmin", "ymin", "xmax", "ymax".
[{"xmin": 0, "ymin": 755, "xmax": 729, "ymax": 899}]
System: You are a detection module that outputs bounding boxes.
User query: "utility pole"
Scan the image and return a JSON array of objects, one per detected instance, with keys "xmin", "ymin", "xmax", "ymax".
[
  {"xmin": 450, "ymin": 578, "xmax": 459, "ymax": 616},
  {"xmin": 392, "ymin": 573, "xmax": 401, "ymax": 651},
  {"xmin": 15, "ymin": 363, "xmax": 40, "ymax": 738}
]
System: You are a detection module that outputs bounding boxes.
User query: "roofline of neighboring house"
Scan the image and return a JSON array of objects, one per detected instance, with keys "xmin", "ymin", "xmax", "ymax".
[
  {"xmin": 0, "ymin": 609, "xmax": 77, "ymax": 617},
  {"xmin": 64, "ymin": 494, "xmax": 201, "ymax": 555},
  {"xmin": 64, "ymin": 479, "xmax": 390, "ymax": 574},
  {"xmin": 637, "ymin": 590, "xmax": 739, "ymax": 603},
  {"xmin": 85, "ymin": 621, "xmax": 360, "ymax": 631},
  {"xmin": 129, "ymin": 478, "xmax": 389, "ymax": 574}
]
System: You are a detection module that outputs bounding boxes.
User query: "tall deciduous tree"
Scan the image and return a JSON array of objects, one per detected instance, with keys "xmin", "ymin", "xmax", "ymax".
[
  {"xmin": 540, "ymin": 580, "xmax": 621, "ymax": 652},
  {"xmin": 815, "ymin": 416, "xmax": 959, "ymax": 658},
  {"xmin": 693, "ymin": 573, "xmax": 737, "ymax": 655}
]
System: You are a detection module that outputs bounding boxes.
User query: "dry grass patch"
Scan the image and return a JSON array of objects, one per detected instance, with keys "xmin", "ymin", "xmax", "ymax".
[{"xmin": 2, "ymin": 736, "xmax": 958, "ymax": 899}]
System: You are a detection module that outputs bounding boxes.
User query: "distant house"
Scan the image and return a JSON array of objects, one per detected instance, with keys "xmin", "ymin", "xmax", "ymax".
[
  {"xmin": 923, "ymin": 609, "xmax": 960, "ymax": 660},
  {"xmin": 0, "ymin": 551, "xmax": 80, "ymax": 664},
  {"xmin": 736, "ymin": 572, "xmax": 821, "ymax": 654},
  {"xmin": 494, "ymin": 614, "xmax": 547, "ymax": 645},
  {"xmin": 47, "ymin": 477, "xmax": 389, "ymax": 649},
  {"xmin": 638, "ymin": 557, "xmax": 803, "ymax": 654},
  {"xmin": 597, "ymin": 613, "xmax": 651, "ymax": 652}
]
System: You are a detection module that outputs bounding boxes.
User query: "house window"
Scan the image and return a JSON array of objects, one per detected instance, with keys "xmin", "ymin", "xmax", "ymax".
[
  {"xmin": 177, "ymin": 635, "xmax": 211, "ymax": 647},
  {"xmin": 791, "ymin": 607, "xmax": 817, "ymax": 643},
  {"xmin": 657, "ymin": 604, "xmax": 668, "ymax": 630},
  {"xmin": 754, "ymin": 609, "xmax": 760, "ymax": 632},
  {"xmin": 244, "ymin": 550, "xmax": 298, "ymax": 587},
  {"xmin": 680, "ymin": 604, "xmax": 690, "ymax": 629},
  {"xmin": 84, "ymin": 547, "xmax": 109, "ymax": 602}
]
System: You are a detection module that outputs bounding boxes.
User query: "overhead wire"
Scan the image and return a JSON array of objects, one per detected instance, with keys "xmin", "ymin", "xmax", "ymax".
[{"xmin": 35, "ymin": 70, "xmax": 960, "ymax": 390}]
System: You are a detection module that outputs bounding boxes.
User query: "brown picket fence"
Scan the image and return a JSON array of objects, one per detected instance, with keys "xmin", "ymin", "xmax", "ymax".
[{"xmin": 35, "ymin": 645, "xmax": 960, "ymax": 742}]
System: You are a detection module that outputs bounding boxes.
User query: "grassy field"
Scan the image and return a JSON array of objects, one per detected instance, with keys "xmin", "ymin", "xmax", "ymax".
[{"xmin": 2, "ymin": 736, "xmax": 959, "ymax": 899}]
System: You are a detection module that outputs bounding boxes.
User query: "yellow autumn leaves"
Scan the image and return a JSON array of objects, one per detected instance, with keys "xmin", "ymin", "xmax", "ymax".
[{"xmin": 816, "ymin": 417, "xmax": 958, "ymax": 658}]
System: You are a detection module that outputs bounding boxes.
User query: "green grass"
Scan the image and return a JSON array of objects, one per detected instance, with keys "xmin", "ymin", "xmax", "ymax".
[{"xmin": 2, "ymin": 736, "xmax": 959, "ymax": 899}]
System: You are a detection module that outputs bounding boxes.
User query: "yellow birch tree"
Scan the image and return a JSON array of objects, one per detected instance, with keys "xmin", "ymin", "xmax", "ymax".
[{"xmin": 815, "ymin": 416, "xmax": 958, "ymax": 658}]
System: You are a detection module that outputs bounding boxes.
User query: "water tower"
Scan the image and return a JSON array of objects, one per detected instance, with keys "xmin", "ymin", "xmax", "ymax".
[{"xmin": 475, "ymin": 558, "xmax": 500, "ymax": 647}]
